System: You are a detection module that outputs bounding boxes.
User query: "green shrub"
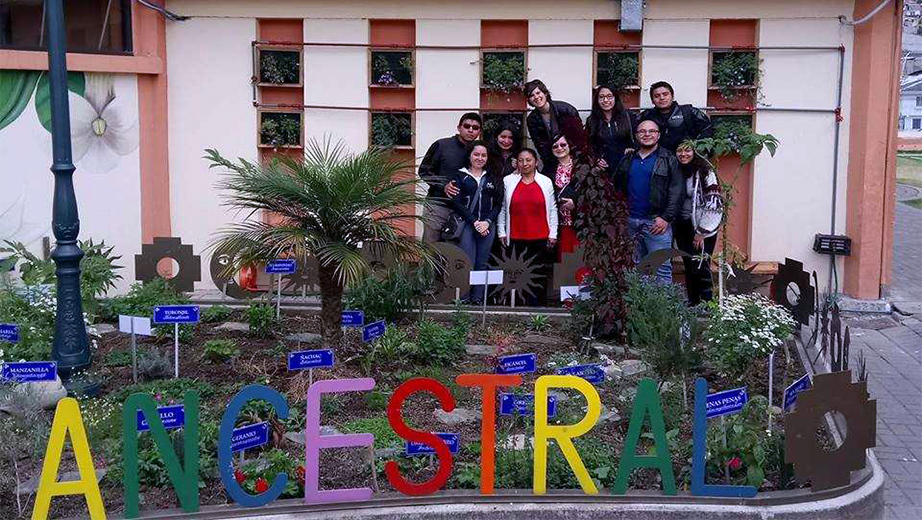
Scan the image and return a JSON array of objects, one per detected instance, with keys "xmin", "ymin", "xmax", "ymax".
[
  {"xmin": 109, "ymin": 377, "xmax": 213, "ymax": 404},
  {"xmin": 345, "ymin": 264, "xmax": 433, "ymax": 323},
  {"xmin": 238, "ymin": 449, "xmax": 302, "ymax": 498},
  {"xmin": 624, "ymin": 272, "xmax": 700, "ymax": 384},
  {"xmin": 413, "ymin": 319, "xmax": 466, "ymax": 365},
  {"xmin": 342, "ymin": 417, "xmax": 400, "ymax": 449},
  {"xmin": 104, "ymin": 349, "xmax": 134, "ymax": 367},
  {"xmin": 202, "ymin": 339, "xmax": 238, "ymax": 363},
  {"xmin": 360, "ymin": 326, "xmax": 413, "ymax": 374},
  {"xmin": 105, "ymin": 278, "xmax": 188, "ymax": 317},
  {"xmin": 247, "ymin": 303, "xmax": 278, "ymax": 338},
  {"xmin": 201, "ymin": 304, "xmax": 234, "ymax": 323},
  {"xmin": 528, "ymin": 314, "xmax": 550, "ymax": 333},
  {"xmin": 136, "ymin": 348, "xmax": 173, "ymax": 381},
  {"xmin": 703, "ymin": 294, "xmax": 795, "ymax": 382},
  {"xmin": 0, "ymin": 284, "xmax": 55, "ymax": 360}
]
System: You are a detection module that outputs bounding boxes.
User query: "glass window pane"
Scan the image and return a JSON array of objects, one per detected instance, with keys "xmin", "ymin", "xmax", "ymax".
[{"xmin": 0, "ymin": 0, "xmax": 131, "ymax": 54}]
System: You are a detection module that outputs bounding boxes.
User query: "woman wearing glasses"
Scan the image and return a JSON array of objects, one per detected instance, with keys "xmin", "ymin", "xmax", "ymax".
[
  {"xmin": 585, "ymin": 85, "xmax": 635, "ymax": 172},
  {"xmin": 524, "ymin": 79, "xmax": 586, "ymax": 174},
  {"xmin": 674, "ymin": 142, "xmax": 722, "ymax": 305},
  {"xmin": 548, "ymin": 133, "xmax": 586, "ymax": 258}
]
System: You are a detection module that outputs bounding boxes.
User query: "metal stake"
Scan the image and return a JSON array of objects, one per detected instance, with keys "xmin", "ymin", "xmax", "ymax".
[
  {"xmin": 130, "ymin": 320, "xmax": 138, "ymax": 384},
  {"xmin": 768, "ymin": 351, "xmax": 775, "ymax": 430},
  {"xmin": 173, "ymin": 322, "xmax": 180, "ymax": 378},
  {"xmin": 481, "ymin": 279, "xmax": 488, "ymax": 327},
  {"xmin": 276, "ymin": 274, "xmax": 282, "ymax": 320}
]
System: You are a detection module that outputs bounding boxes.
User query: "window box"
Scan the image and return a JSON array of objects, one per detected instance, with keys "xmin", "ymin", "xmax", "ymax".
[
  {"xmin": 709, "ymin": 51, "xmax": 759, "ymax": 102},
  {"xmin": 595, "ymin": 51, "xmax": 640, "ymax": 91},
  {"xmin": 481, "ymin": 51, "xmax": 526, "ymax": 93},
  {"xmin": 258, "ymin": 111, "xmax": 303, "ymax": 148},
  {"xmin": 370, "ymin": 112, "xmax": 413, "ymax": 148},
  {"xmin": 370, "ymin": 51, "xmax": 414, "ymax": 87},
  {"xmin": 258, "ymin": 48, "xmax": 303, "ymax": 87},
  {"xmin": 711, "ymin": 114, "xmax": 754, "ymax": 154}
]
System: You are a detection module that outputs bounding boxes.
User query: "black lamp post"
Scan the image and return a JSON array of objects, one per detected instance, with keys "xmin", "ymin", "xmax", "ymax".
[{"xmin": 45, "ymin": 0, "xmax": 97, "ymax": 395}]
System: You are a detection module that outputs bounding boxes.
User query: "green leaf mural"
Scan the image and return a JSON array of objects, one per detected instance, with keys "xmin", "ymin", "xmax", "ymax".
[
  {"xmin": 34, "ymin": 71, "xmax": 86, "ymax": 132},
  {"xmin": 0, "ymin": 70, "xmax": 41, "ymax": 131}
]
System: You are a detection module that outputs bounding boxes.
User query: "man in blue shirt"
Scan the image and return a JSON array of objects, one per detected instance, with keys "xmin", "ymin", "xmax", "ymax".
[{"xmin": 614, "ymin": 119, "xmax": 684, "ymax": 283}]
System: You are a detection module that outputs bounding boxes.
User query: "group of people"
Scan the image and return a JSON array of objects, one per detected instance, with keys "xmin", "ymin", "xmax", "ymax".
[{"xmin": 418, "ymin": 79, "xmax": 721, "ymax": 307}]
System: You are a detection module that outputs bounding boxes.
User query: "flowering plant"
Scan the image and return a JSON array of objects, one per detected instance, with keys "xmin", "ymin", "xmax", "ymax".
[{"xmin": 703, "ymin": 294, "xmax": 795, "ymax": 381}]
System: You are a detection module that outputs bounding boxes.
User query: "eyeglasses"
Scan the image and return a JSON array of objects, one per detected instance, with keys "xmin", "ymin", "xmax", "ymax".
[
  {"xmin": 636, "ymin": 129, "xmax": 660, "ymax": 135},
  {"xmin": 461, "ymin": 123, "xmax": 481, "ymax": 130},
  {"xmin": 598, "ymin": 94, "xmax": 615, "ymax": 101},
  {"xmin": 552, "ymin": 142, "xmax": 569, "ymax": 149}
]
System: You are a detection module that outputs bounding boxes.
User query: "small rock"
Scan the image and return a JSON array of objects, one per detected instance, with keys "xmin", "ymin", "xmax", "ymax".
[
  {"xmin": 597, "ymin": 405, "xmax": 621, "ymax": 425},
  {"xmin": 523, "ymin": 334, "xmax": 564, "ymax": 346},
  {"xmin": 892, "ymin": 301, "xmax": 922, "ymax": 316},
  {"xmin": 434, "ymin": 407, "xmax": 481, "ymax": 425},
  {"xmin": 321, "ymin": 425, "xmax": 341, "ymax": 436},
  {"xmin": 548, "ymin": 390, "xmax": 570, "ymax": 403},
  {"xmin": 500, "ymin": 434, "xmax": 531, "ymax": 451},
  {"xmin": 18, "ymin": 469, "xmax": 106, "ymax": 495},
  {"xmin": 602, "ymin": 364, "xmax": 622, "ymax": 380},
  {"xmin": 93, "ymin": 323, "xmax": 117, "ymax": 335},
  {"xmin": 593, "ymin": 342, "xmax": 626, "ymax": 356},
  {"xmin": 285, "ymin": 426, "xmax": 342, "ymax": 445},
  {"xmin": 617, "ymin": 359, "xmax": 649, "ymax": 377},
  {"xmin": 285, "ymin": 332, "xmax": 322, "ymax": 343},
  {"xmin": 216, "ymin": 322, "xmax": 250, "ymax": 332},
  {"xmin": 374, "ymin": 446, "xmax": 400, "ymax": 458},
  {"xmin": 465, "ymin": 344, "xmax": 495, "ymax": 356},
  {"xmin": 15, "ymin": 377, "xmax": 68, "ymax": 410}
]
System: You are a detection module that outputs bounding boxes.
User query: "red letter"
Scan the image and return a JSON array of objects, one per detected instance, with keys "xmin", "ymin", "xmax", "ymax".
[
  {"xmin": 386, "ymin": 378, "xmax": 455, "ymax": 495},
  {"xmin": 456, "ymin": 373, "xmax": 522, "ymax": 494}
]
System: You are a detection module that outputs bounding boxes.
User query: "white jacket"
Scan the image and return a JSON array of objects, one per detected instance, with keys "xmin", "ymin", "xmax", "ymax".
[{"xmin": 498, "ymin": 173, "xmax": 559, "ymax": 240}]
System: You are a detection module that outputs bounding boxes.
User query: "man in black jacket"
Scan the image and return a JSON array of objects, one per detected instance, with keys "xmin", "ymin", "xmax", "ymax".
[
  {"xmin": 524, "ymin": 79, "xmax": 585, "ymax": 174},
  {"xmin": 614, "ymin": 119, "xmax": 684, "ymax": 283},
  {"xmin": 418, "ymin": 112, "xmax": 482, "ymax": 243},
  {"xmin": 638, "ymin": 81, "xmax": 712, "ymax": 152}
]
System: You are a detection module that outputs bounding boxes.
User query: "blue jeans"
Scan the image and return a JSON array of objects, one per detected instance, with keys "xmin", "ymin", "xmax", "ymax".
[
  {"xmin": 629, "ymin": 217, "xmax": 674, "ymax": 284},
  {"xmin": 459, "ymin": 223, "xmax": 496, "ymax": 303}
]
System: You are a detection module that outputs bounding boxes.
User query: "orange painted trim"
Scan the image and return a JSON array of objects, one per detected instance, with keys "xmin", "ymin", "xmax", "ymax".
[
  {"xmin": 707, "ymin": 90, "xmax": 756, "ymax": 111},
  {"xmin": 134, "ymin": 3, "xmax": 171, "ymax": 242},
  {"xmin": 708, "ymin": 19, "xmax": 758, "ymax": 47},
  {"xmin": 480, "ymin": 90, "xmax": 526, "ymax": 111},
  {"xmin": 594, "ymin": 20, "xmax": 642, "ymax": 47},
  {"xmin": 482, "ymin": 20, "xmax": 528, "ymax": 48},
  {"xmin": 0, "ymin": 49, "xmax": 162, "ymax": 74},
  {"xmin": 369, "ymin": 20, "xmax": 416, "ymax": 48},
  {"xmin": 258, "ymin": 19, "xmax": 305, "ymax": 41},
  {"xmin": 719, "ymin": 155, "xmax": 752, "ymax": 258}
]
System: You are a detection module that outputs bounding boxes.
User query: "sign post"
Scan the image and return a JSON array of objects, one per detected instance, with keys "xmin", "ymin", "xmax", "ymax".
[
  {"xmin": 362, "ymin": 320, "xmax": 386, "ymax": 343},
  {"xmin": 153, "ymin": 305, "xmax": 200, "ymax": 378},
  {"xmin": 287, "ymin": 348, "xmax": 335, "ymax": 387},
  {"xmin": 783, "ymin": 374, "xmax": 812, "ymax": 412},
  {"xmin": 0, "ymin": 323, "xmax": 21, "ymax": 344},
  {"xmin": 495, "ymin": 353, "xmax": 537, "ymax": 375},
  {"xmin": 119, "ymin": 315, "xmax": 152, "ymax": 383},
  {"xmin": 266, "ymin": 259, "xmax": 297, "ymax": 320},
  {"xmin": 768, "ymin": 351, "xmax": 775, "ymax": 431},
  {"xmin": 705, "ymin": 386, "xmax": 749, "ymax": 485},
  {"xmin": 469, "ymin": 270, "xmax": 503, "ymax": 326}
]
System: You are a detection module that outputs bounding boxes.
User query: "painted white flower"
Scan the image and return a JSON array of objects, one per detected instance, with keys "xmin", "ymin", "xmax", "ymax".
[{"xmin": 68, "ymin": 73, "xmax": 138, "ymax": 174}]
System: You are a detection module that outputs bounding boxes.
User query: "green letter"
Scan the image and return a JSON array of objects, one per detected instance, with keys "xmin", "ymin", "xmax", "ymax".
[
  {"xmin": 612, "ymin": 379, "xmax": 676, "ymax": 495},
  {"xmin": 122, "ymin": 392, "xmax": 199, "ymax": 518}
]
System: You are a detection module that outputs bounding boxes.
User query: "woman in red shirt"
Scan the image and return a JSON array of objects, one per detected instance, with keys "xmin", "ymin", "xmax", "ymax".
[{"xmin": 498, "ymin": 148, "xmax": 558, "ymax": 306}]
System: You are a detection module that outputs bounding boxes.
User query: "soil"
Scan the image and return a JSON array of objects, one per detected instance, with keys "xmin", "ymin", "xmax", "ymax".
[{"xmin": 2, "ymin": 309, "xmax": 812, "ymax": 519}]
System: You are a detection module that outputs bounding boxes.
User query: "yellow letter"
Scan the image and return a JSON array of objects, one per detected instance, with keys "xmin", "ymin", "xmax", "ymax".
[
  {"xmin": 533, "ymin": 375, "xmax": 601, "ymax": 495},
  {"xmin": 32, "ymin": 398, "xmax": 107, "ymax": 520}
]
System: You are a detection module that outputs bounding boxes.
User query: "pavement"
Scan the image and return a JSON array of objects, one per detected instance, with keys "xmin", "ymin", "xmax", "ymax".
[{"xmin": 856, "ymin": 194, "xmax": 922, "ymax": 520}]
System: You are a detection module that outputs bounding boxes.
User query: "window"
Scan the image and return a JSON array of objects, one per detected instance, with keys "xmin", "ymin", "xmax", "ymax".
[
  {"xmin": 370, "ymin": 112, "xmax": 413, "ymax": 148},
  {"xmin": 0, "ymin": 0, "xmax": 132, "ymax": 54},
  {"xmin": 595, "ymin": 51, "xmax": 640, "ymax": 91},
  {"xmin": 916, "ymin": 96, "xmax": 922, "ymax": 107},
  {"xmin": 913, "ymin": 118, "xmax": 922, "ymax": 130},
  {"xmin": 259, "ymin": 111, "xmax": 303, "ymax": 148},
  {"xmin": 370, "ymin": 50, "xmax": 414, "ymax": 87},
  {"xmin": 481, "ymin": 51, "xmax": 526, "ymax": 92}
]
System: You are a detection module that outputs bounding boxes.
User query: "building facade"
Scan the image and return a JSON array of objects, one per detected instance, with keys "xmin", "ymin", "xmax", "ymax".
[{"xmin": 0, "ymin": 0, "xmax": 903, "ymax": 300}]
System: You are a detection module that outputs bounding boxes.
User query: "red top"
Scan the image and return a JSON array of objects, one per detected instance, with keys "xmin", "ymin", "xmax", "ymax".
[{"xmin": 509, "ymin": 180, "xmax": 549, "ymax": 240}]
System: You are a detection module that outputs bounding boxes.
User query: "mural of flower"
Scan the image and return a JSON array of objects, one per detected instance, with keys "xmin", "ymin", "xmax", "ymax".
[
  {"xmin": 0, "ymin": 190, "xmax": 48, "ymax": 248},
  {"xmin": 66, "ymin": 73, "xmax": 138, "ymax": 174}
]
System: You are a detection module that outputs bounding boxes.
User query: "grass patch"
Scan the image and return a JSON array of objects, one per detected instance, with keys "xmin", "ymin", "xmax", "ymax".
[{"xmin": 341, "ymin": 417, "xmax": 400, "ymax": 449}]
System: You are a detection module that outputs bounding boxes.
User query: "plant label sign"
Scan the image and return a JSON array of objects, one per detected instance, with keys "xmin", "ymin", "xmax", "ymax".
[
  {"xmin": 287, "ymin": 349, "xmax": 335, "ymax": 371},
  {"xmin": 556, "ymin": 364, "xmax": 605, "ymax": 384},
  {"xmin": 266, "ymin": 259, "xmax": 297, "ymax": 274},
  {"xmin": 136, "ymin": 404, "xmax": 185, "ymax": 431},
  {"xmin": 559, "ymin": 286, "xmax": 591, "ymax": 301},
  {"xmin": 231, "ymin": 422, "xmax": 270, "ymax": 453},
  {"xmin": 118, "ymin": 315, "xmax": 152, "ymax": 336},
  {"xmin": 469, "ymin": 270, "xmax": 504, "ymax": 286},
  {"xmin": 783, "ymin": 374, "xmax": 812, "ymax": 412},
  {"xmin": 0, "ymin": 323, "xmax": 20, "ymax": 343},
  {"xmin": 705, "ymin": 387, "xmax": 749, "ymax": 419},
  {"xmin": 405, "ymin": 433, "xmax": 459, "ymax": 456},
  {"xmin": 362, "ymin": 320, "xmax": 386, "ymax": 343},
  {"xmin": 496, "ymin": 353, "xmax": 536, "ymax": 375},
  {"xmin": 153, "ymin": 305, "xmax": 200, "ymax": 324},
  {"xmin": 1, "ymin": 361, "xmax": 56, "ymax": 382},
  {"xmin": 341, "ymin": 310, "xmax": 364, "ymax": 327},
  {"xmin": 499, "ymin": 393, "xmax": 557, "ymax": 417}
]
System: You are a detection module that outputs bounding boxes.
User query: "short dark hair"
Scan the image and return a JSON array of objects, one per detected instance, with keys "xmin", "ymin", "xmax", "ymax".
[
  {"xmin": 649, "ymin": 81, "xmax": 674, "ymax": 99},
  {"xmin": 518, "ymin": 148, "xmax": 538, "ymax": 161},
  {"xmin": 458, "ymin": 112, "xmax": 482, "ymax": 127},
  {"xmin": 524, "ymin": 79, "xmax": 551, "ymax": 101}
]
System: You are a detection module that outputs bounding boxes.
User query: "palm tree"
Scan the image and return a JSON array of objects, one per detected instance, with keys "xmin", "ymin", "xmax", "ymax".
[{"xmin": 204, "ymin": 139, "xmax": 436, "ymax": 347}]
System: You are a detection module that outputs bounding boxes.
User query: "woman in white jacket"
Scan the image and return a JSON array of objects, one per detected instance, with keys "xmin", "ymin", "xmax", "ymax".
[{"xmin": 498, "ymin": 148, "xmax": 558, "ymax": 306}]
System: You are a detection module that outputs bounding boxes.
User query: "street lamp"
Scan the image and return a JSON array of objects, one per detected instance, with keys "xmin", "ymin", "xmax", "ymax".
[{"xmin": 44, "ymin": 0, "xmax": 97, "ymax": 395}]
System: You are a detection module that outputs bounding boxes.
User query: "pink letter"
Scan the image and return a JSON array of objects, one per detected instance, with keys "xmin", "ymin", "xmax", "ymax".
[{"xmin": 304, "ymin": 378, "xmax": 376, "ymax": 503}]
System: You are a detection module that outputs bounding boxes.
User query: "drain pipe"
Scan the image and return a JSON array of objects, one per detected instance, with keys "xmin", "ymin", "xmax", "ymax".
[{"xmin": 828, "ymin": 46, "xmax": 845, "ymax": 295}]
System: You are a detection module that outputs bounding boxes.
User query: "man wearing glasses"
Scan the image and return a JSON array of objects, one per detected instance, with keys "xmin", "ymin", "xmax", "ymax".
[
  {"xmin": 613, "ymin": 119, "xmax": 684, "ymax": 283},
  {"xmin": 418, "ymin": 112, "xmax": 483, "ymax": 243}
]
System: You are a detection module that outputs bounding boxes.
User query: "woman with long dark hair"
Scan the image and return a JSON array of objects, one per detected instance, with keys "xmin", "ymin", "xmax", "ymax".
[
  {"xmin": 548, "ymin": 133, "xmax": 584, "ymax": 258},
  {"xmin": 585, "ymin": 85, "xmax": 635, "ymax": 171},
  {"xmin": 673, "ymin": 142, "xmax": 722, "ymax": 306},
  {"xmin": 487, "ymin": 122, "xmax": 521, "ymax": 178},
  {"xmin": 447, "ymin": 140, "xmax": 505, "ymax": 305}
]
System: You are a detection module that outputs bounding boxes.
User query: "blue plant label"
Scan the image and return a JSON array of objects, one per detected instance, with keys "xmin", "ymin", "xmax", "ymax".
[
  {"xmin": 556, "ymin": 364, "xmax": 605, "ymax": 384},
  {"xmin": 0, "ymin": 323, "xmax": 20, "ymax": 343},
  {"xmin": 287, "ymin": 349, "xmax": 335, "ymax": 371},
  {"xmin": 153, "ymin": 305, "xmax": 200, "ymax": 324},
  {"xmin": 1, "ymin": 361, "xmax": 56, "ymax": 382},
  {"xmin": 496, "ymin": 353, "xmax": 536, "ymax": 375},
  {"xmin": 266, "ymin": 259, "xmax": 297, "ymax": 274},
  {"xmin": 405, "ymin": 433, "xmax": 459, "ymax": 456},
  {"xmin": 499, "ymin": 393, "xmax": 557, "ymax": 418},
  {"xmin": 362, "ymin": 320, "xmax": 386, "ymax": 343},
  {"xmin": 341, "ymin": 310, "xmax": 365, "ymax": 327},
  {"xmin": 705, "ymin": 387, "xmax": 749, "ymax": 419},
  {"xmin": 137, "ymin": 405, "xmax": 185, "ymax": 431},
  {"xmin": 783, "ymin": 375, "xmax": 812, "ymax": 412},
  {"xmin": 231, "ymin": 422, "xmax": 270, "ymax": 453}
]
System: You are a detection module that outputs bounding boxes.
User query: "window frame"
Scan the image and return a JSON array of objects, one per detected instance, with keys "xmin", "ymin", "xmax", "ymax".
[{"xmin": 0, "ymin": 0, "xmax": 133, "ymax": 55}]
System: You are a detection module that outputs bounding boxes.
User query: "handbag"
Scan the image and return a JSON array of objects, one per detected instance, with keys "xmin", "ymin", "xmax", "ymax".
[
  {"xmin": 692, "ymin": 174, "xmax": 724, "ymax": 237},
  {"xmin": 441, "ymin": 176, "xmax": 484, "ymax": 242}
]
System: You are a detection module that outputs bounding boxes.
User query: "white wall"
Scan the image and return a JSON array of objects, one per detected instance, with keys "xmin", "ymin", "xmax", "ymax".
[
  {"xmin": 0, "ymin": 73, "xmax": 142, "ymax": 294},
  {"xmin": 640, "ymin": 20, "xmax": 710, "ymax": 109},
  {"xmin": 167, "ymin": 17, "xmax": 257, "ymax": 292},
  {"xmin": 527, "ymin": 20, "xmax": 594, "ymax": 112}
]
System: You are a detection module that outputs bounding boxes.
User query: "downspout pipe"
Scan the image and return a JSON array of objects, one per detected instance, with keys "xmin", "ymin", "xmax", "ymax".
[{"xmin": 829, "ymin": 46, "xmax": 845, "ymax": 294}]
